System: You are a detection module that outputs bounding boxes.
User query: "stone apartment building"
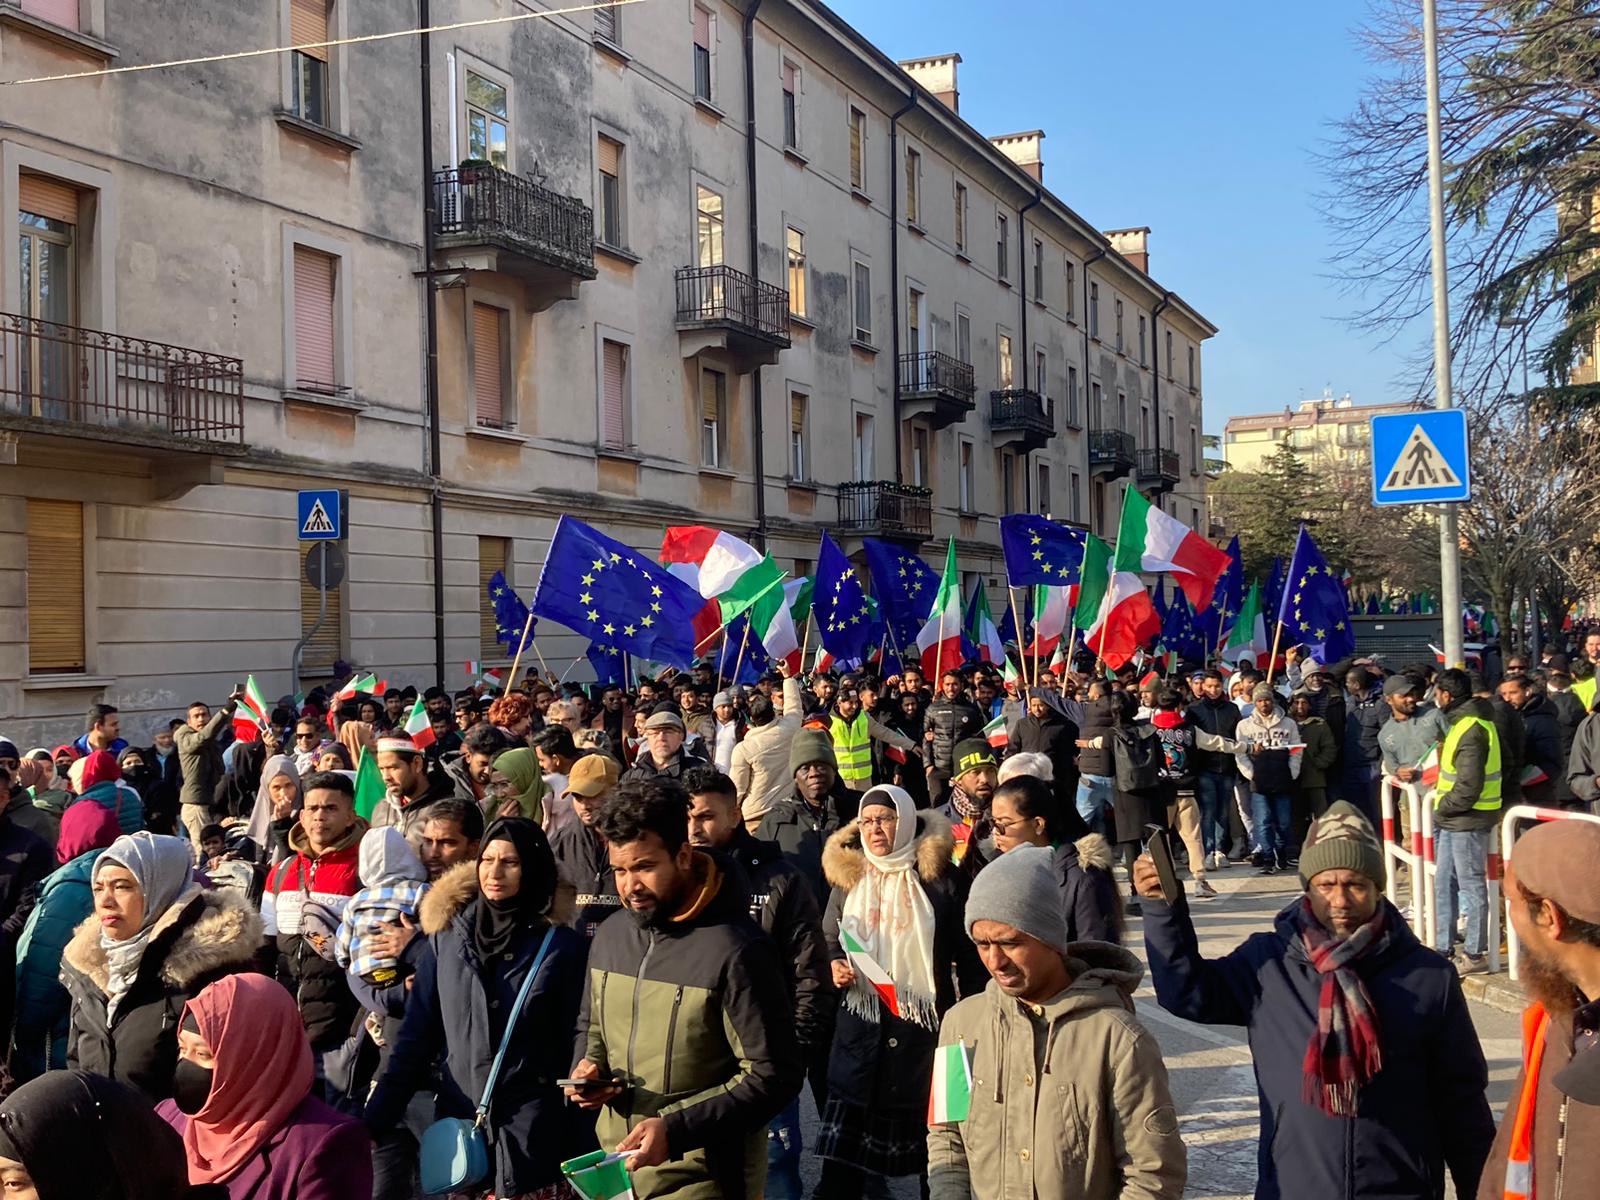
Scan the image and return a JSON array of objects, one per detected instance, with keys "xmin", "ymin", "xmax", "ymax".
[
  {"xmin": 1221, "ymin": 392, "xmax": 1428, "ymax": 473},
  {"xmin": 0, "ymin": 0, "xmax": 1213, "ymax": 744}
]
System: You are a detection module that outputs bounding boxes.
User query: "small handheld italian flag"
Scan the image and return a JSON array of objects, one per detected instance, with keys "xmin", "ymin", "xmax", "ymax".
[
  {"xmin": 465, "ymin": 661, "xmax": 504, "ymax": 689},
  {"xmin": 561, "ymin": 1150, "xmax": 635, "ymax": 1200},
  {"xmin": 840, "ymin": 927, "xmax": 900, "ymax": 1018},
  {"xmin": 1001, "ymin": 657, "xmax": 1021, "ymax": 689},
  {"xmin": 982, "ymin": 714, "xmax": 1008, "ymax": 750},
  {"xmin": 1521, "ymin": 762, "xmax": 1550, "ymax": 788},
  {"xmin": 1416, "ymin": 744, "xmax": 1441, "ymax": 788},
  {"xmin": 927, "ymin": 1040, "xmax": 973, "ymax": 1124},
  {"xmin": 232, "ymin": 675, "xmax": 271, "ymax": 743},
  {"xmin": 401, "ymin": 697, "xmax": 436, "ymax": 750}
]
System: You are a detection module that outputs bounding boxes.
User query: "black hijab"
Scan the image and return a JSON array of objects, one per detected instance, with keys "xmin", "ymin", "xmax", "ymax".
[
  {"xmin": 0, "ymin": 1071, "xmax": 195, "ymax": 1200},
  {"xmin": 471, "ymin": 817, "xmax": 558, "ymax": 963}
]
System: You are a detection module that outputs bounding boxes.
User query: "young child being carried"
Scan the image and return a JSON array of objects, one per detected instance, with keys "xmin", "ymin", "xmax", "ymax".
[{"xmin": 335, "ymin": 826, "xmax": 430, "ymax": 987}]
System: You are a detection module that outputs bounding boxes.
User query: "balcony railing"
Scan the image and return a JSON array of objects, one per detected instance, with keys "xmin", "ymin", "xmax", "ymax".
[
  {"xmin": 1089, "ymin": 428, "xmax": 1137, "ymax": 470},
  {"xmin": 990, "ymin": 388, "xmax": 1052, "ymax": 433},
  {"xmin": 835, "ymin": 480, "xmax": 932, "ymax": 539},
  {"xmin": 0, "ymin": 312, "xmax": 244, "ymax": 447},
  {"xmin": 1137, "ymin": 447, "xmax": 1181, "ymax": 484},
  {"xmin": 674, "ymin": 264, "xmax": 791, "ymax": 345},
  {"xmin": 431, "ymin": 165, "xmax": 597, "ymax": 278},
  {"xmin": 898, "ymin": 350, "xmax": 975, "ymax": 401}
]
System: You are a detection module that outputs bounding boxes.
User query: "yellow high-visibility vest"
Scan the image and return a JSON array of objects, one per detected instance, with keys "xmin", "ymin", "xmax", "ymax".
[
  {"xmin": 1574, "ymin": 675, "xmax": 1597, "ymax": 713},
  {"xmin": 1435, "ymin": 715, "xmax": 1502, "ymax": 811},
  {"xmin": 830, "ymin": 712, "xmax": 872, "ymax": 786}
]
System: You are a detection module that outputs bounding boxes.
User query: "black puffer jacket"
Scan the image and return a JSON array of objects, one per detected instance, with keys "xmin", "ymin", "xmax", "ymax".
[
  {"xmin": 1518, "ymin": 692, "xmax": 1570, "ymax": 805},
  {"xmin": 60, "ymin": 887, "xmax": 261, "ymax": 1102},
  {"xmin": 1076, "ymin": 698, "xmax": 1116, "ymax": 777},
  {"xmin": 1008, "ymin": 709, "xmax": 1080, "ymax": 807},
  {"xmin": 755, "ymin": 782, "xmax": 861, "ymax": 907},
  {"xmin": 550, "ymin": 817, "xmax": 619, "ymax": 942},
  {"xmin": 923, "ymin": 697, "xmax": 983, "ymax": 774},
  {"xmin": 1187, "ymin": 697, "xmax": 1241, "ymax": 775},
  {"xmin": 1051, "ymin": 833, "xmax": 1121, "ymax": 945}
]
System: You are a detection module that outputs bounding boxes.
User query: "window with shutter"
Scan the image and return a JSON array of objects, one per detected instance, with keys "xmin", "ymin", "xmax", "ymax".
[
  {"xmin": 849, "ymin": 108, "xmax": 865, "ymax": 190},
  {"xmin": 692, "ymin": 7, "xmax": 713, "ymax": 100},
  {"xmin": 479, "ymin": 536, "xmax": 509, "ymax": 657},
  {"xmin": 785, "ymin": 227, "xmax": 806, "ymax": 317},
  {"xmin": 289, "ymin": 0, "xmax": 330, "ymax": 124},
  {"xmin": 293, "ymin": 246, "xmax": 338, "ymax": 392},
  {"xmin": 954, "ymin": 182, "xmax": 967, "ymax": 254},
  {"xmin": 299, "ymin": 560, "xmax": 343, "ymax": 679},
  {"xmin": 597, "ymin": 136, "xmax": 623, "ymax": 246},
  {"xmin": 905, "ymin": 148, "xmax": 920, "ymax": 227},
  {"xmin": 781, "ymin": 61, "xmax": 798, "ymax": 148},
  {"xmin": 20, "ymin": 0, "xmax": 80, "ymax": 31},
  {"xmin": 18, "ymin": 175, "xmax": 79, "ymax": 226},
  {"xmin": 789, "ymin": 391, "xmax": 807, "ymax": 479},
  {"xmin": 594, "ymin": 0, "xmax": 618, "ymax": 41},
  {"xmin": 601, "ymin": 339, "xmax": 629, "ymax": 448},
  {"xmin": 472, "ymin": 303, "xmax": 507, "ymax": 428},
  {"xmin": 700, "ymin": 368, "xmax": 726, "ymax": 468},
  {"xmin": 26, "ymin": 499, "xmax": 84, "ymax": 674}
]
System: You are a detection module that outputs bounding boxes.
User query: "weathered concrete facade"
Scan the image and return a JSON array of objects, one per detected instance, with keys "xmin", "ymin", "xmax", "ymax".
[{"xmin": 0, "ymin": 0, "xmax": 1212, "ymax": 746}]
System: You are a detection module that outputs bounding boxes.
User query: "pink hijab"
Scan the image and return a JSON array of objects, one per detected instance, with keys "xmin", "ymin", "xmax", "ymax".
[{"xmin": 179, "ymin": 973, "xmax": 314, "ymax": 1184}]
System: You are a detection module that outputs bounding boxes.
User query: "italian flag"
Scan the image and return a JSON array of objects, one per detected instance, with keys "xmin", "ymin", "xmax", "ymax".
[
  {"xmin": 1002, "ymin": 657, "xmax": 1021, "ymax": 689},
  {"xmin": 232, "ymin": 674, "xmax": 271, "ymax": 743},
  {"xmin": 660, "ymin": 525, "xmax": 786, "ymax": 625},
  {"xmin": 352, "ymin": 748, "xmax": 386, "ymax": 822},
  {"xmin": 916, "ymin": 539, "xmax": 965, "ymax": 679},
  {"xmin": 1521, "ymin": 762, "xmax": 1549, "ymax": 788},
  {"xmin": 840, "ymin": 927, "xmax": 900, "ymax": 1018},
  {"xmin": 965, "ymin": 584, "xmax": 1006, "ymax": 665},
  {"xmin": 465, "ymin": 661, "xmax": 503, "ymax": 688},
  {"xmin": 1416, "ymin": 744, "xmax": 1441, "ymax": 788},
  {"xmin": 1117, "ymin": 488, "xmax": 1231, "ymax": 610},
  {"xmin": 561, "ymin": 1150, "xmax": 635, "ymax": 1200},
  {"xmin": 927, "ymin": 1042, "xmax": 973, "ymax": 1125},
  {"xmin": 1225, "ymin": 580, "xmax": 1268, "ymax": 664},
  {"xmin": 401, "ymin": 697, "xmax": 436, "ymax": 749},
  {"xmin": 1076, "ymin": 524, "xmax": 1159, "ymax": 672},
  {"xmin": 983, "ymin": 714, "xmax": 1008, "ymax": 749},
  {"xmin": 756, "ymin": 576, "xmax": 813, "ymax": 676},
  {"xmin": 1026, "ymin": 585, "xmax": 1072, "ymax": 658}
]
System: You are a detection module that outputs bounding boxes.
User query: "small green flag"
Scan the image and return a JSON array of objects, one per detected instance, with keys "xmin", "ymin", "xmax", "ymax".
[
  {"xmin": 562, "ymin": 1150, "xmax": 635, "ymax": 1200},
  {"xmin": 352, "ymin": 747, "xmax": 385, "ymax": 822}
]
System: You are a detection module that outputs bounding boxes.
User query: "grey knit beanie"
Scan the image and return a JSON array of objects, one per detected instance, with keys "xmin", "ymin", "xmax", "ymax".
[
  {"xmin": 1298, "ymin": 801, "xmax": 1385, "ymax": 892},
  {"xmin": 964, "ymin": 844, "xmax": 1071, "ymax": 955}
]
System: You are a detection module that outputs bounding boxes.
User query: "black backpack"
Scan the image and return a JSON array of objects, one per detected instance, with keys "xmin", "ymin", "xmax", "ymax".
[{"xmin": 1111, "ymin": 724, "xmax": 1162, "ymax": 792}]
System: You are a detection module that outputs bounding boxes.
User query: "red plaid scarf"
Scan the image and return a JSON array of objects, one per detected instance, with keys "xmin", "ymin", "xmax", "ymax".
[{"xmin": 1291, "ymin": 895, "xmax": 1389, "ymax": 1116}]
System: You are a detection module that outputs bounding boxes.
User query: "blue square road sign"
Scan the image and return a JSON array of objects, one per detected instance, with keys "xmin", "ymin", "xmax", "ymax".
[
  {"xmin": 1370, "ymin": 409, "xmax": 1471, "ymax": 506},
  {"xmin": 297, "ymin": 489, "xmax": 342, "ymax": 541}
]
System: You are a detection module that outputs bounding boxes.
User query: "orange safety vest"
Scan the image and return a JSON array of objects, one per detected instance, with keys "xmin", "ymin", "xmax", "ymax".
[{"xmin": 1504, "ymin": 1003, "xmax": 1550, "ymax": 1200}]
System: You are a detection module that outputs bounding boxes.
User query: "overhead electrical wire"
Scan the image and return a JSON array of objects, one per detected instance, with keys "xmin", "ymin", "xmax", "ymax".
[{"xmin": 0, "ymin": 0, "xmax": 649, "ymax": 87}]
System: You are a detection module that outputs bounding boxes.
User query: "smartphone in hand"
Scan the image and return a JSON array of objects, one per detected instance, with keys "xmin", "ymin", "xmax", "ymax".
[{"xmin": 1143, "ymin": 825, "xmax": 1182, "ymax": 904}]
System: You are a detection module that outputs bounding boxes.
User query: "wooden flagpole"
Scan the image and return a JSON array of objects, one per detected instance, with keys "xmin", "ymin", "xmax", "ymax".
[
  {"xmin": 1006, "ymin": 587, "xmax": 1026, "ymax": 680},
  {"xmin": 731, "ymin": 620, "xmax": 750, "ymax": 686},
  {"xmin": 1265, "ymin": 619, "xmax": 1286, "ymax": 687},
  {"xmin": 799, "ymin": 612, "xmax": 814, "ymax": 676},
  {"xmin": 507, "ymin": 610, "xmax": 537, "ymax": 688}
]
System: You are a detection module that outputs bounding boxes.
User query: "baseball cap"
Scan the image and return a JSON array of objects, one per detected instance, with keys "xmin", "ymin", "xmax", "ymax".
[
  {"xmin": 1382, "ymin": 675, "xmax": 1419, "ymax": 698},
  {"xmin": 563, "ymin": 754, "xmax": 620, "ymax": 797}
]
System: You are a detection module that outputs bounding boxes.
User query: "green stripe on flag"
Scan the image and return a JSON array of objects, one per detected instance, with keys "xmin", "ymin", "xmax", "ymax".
[
  {"xmin": 1073, "ymin": 535, "xmax": 1111, "ymax": 631},
  {"xmin": 716, "ymin": 554, "xmax": 785, "ymax": 624},
  {"xmin": 352, "ymin": 748, "xmax": 385, "ymax": 822}
]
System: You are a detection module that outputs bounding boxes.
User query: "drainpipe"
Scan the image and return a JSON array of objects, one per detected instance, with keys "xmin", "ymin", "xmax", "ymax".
[
  {"xmin": 1017, "ymin": 187, "xmax": 1042, "ymax": 512},
  {"xmin": 420, "ymin": 0, "xmax": 445, "ymax": 689},
  {"xmin": 1151, "ymin": 290, "xmax": 1173, "ymax": 507},
  {"xmin": 742, "ymin": 0, "xmax": 767, "ymax": 549},
  {"xmin": 888, "ymin": 87, "xmax": 917, "ymax": 488},
  {"xmin": 1081, "ymin": 246, "xmax": 1106, "ymax": 525}
]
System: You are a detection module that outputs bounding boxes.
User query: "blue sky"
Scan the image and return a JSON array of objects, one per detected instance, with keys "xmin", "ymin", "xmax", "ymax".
[{"xmin": 832, "ymin": 0, "xmax": 1426, "ymax": 435}]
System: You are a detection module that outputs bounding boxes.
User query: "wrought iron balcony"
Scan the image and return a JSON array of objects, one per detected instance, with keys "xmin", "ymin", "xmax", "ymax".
[
  {"xmin": 835, "ymin": 480, "xmax": 932, "ymax": 541},
  {"xmin": 431, "ymin": 165, "xmax": 596, "ymax": 303},
  {"xmin": 989, "ymin": 388, "xmax": 1053, "ymax": 454},
  {"xmin": 674, "ymin": 264, "xmax": 791, "ymax": 370},
  {"xmin": 1089, "ymin": 428, "xmax": 1136, "ymax": 479},
  {"xmin": 0, "ymin": 312, "xmax": 244, "ymax": 448},
  {"xmin": 898, "ymin": 351, "xmax": 975, "ymax": 430},
  {"xmin": 1137, "ymin": 447, "xmax": 1181, "ymax": 491}
]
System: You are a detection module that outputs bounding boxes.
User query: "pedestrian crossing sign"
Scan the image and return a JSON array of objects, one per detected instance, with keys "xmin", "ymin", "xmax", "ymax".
[
  {"xmin": 1370, "ymin": 410, "xmax": 1471, "ymax": 506},
  {"xmin": 296, "ymin": 489, "xmax": 342, "ymax": 540}
]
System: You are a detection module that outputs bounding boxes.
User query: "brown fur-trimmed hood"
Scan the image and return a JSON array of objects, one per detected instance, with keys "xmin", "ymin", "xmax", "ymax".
[
  {"xmin": 419, "ymin": 860, "xmax": 576, "ymax": 935},
  {"xmin": 62, "ymin": 886, "xmax": 263, "ymax": 995},
  {"xmin": 822, "ymin": 809, "xmax": 955, "ymax": 892}
]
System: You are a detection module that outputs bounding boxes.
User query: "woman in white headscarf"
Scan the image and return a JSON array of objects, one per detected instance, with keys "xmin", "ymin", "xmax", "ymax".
[
  {"xmin": 816, "ymin": 785, "xmax": 985, "ymax": 1199},
  {"xmin": 244, "ymin": 754, "xmax": 302, "ymax": 865},
  {"xmin": 59, "ymin": 831, "xmax": 261, "ymax": 1103}
]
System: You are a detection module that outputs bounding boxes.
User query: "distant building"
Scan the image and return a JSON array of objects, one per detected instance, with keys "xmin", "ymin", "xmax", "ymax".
[{"xmin": 1221, "ymin": 391, "xmax": 1427, "ymax": 472}]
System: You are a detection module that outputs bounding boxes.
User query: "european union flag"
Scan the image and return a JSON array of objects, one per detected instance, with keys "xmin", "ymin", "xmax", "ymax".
[
  {"xmin": 1263, "ymin": 555, "xmax": 1286, "ymax": 631},
  {"xmin": 1195, "ymin": 536, "xmax": 1243, "ymax": 653},
  {"xmin": 586, "ymin": 640, "xmax": 626, "ymax": 686},
  {"xmin": 719, "ymin": 615, "xmax": 772, "ymax": 685},
  {"xmin": 488, "ymin": 570, "xmax": 534, "ymax": 654},
  {"xmin": 816, "ymin": 532, "xmax": 879, "ymax": 667},
  {"xmin": 999, "ymin": 514, "xmax": 1085, "ymax": 588},
  {"xmin": 1277, "ymin": 525, "xmax": 1355, "ymax": 664},
  {"xmin": 997, "ymin": 587, "xmax": 1033, "ymax": 649},
  {"xmin": 862, "ymin": 538, "xmax": 937, "ymax": 659},
  {"xmin": 531, "ymin": 516, "xmax": 706, "ymax": 667},
  {"xmin": 1160, "ymin": 590, "xmax": 1206, "ymax": 663}
]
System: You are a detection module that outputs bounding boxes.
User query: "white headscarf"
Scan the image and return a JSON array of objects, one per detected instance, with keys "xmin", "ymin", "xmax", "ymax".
[
  {"xmin": 838, "ymin": 785, "xmax": 938, "ymax": 1029},
  {"xmin": 95, "ymin": 833, "xmax": 198, "ymax": 1019},
  {"xmin": 245, "ymin": 754, "xmax": 301, "ymax": 857}
]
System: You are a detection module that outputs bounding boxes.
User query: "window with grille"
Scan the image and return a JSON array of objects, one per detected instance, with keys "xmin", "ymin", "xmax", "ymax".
[
  {"xmin": 786, "ymin": 227, "xmax": 806, "ymax": 317},
  {"xmin": 471, "ymin": 303, "xmax": 508, "ymax": 429},
  {"xmin": 26, "ymin": 498, "xmax": 84, "ymax": 674},
  {"xmin": 479, "ymin": 536, "xmax": 509, "ymax": 656},
  {"xmin": 852, "ymin": 260, "xmax": 872, "ymax": 343},
  {"xmin": 700, "ymin": 367, "xmax": 726, "ymax": 468},
  {"xmin": 597, "ymin": 135, "xmax": 623, "ymax": 246},
  {"xmin": 781, "ymin": 61, "xmax": 799, "ymax": 148},
  {"xmin": 693, "ymin": 6, "xmax": 713, "ymax": 101},
  {"xmin": 849, "ymin": 107, "xmax": 865, "ymax": 190},
  {"xmin": 790, "ymin": 391, "xmax": 808, "ymax": 479},
  {"xmin": 289, "ymin": 0, "xmax": 330, "ymax": 126},
  {"xmin": 292, "ymin": 245, "xmax": 338, "ymax": 393},
  {"xmin": 601, "ymin": 339, "xmax": 630, "ymax": 449}
]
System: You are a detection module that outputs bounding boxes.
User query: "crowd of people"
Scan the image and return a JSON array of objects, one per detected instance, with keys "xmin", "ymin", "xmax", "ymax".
[{"xmin": 0, "ymin": 625, "xmax": 1599, "ymax": 1198}]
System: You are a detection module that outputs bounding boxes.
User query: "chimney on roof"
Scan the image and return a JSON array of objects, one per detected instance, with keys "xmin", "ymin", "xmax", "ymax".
[
  {"xmin": 991, "ymin": 131, "xmax": 1045, "ymax": 183},
  {"xmin": 899, "ymin": 54, "xmax": 961, "ymax": 114},
  {"xmin": 1104, "ymin": 227, "xmax": 1151, "ymax": 274}
]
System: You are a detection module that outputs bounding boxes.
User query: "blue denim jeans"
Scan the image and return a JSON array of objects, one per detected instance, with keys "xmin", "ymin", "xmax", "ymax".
[
  {"xmin": 1250, "ymin": 792, "xmax": 1293, "ymax": 858},
  {"xmin": 1195, "ymin": 771, "xmax": 1233, "ymax": 855},
  {"xmin": 766, "ymin": 1095, "xmax": 803, "ymax": 1200},
  {"xmin": 1076, "ymin": 774, "xmax": 1114, "ymax": 839},
  {"xmin": 1434, "ymin": 827, "xmax": 1490, "ymax": 957}
]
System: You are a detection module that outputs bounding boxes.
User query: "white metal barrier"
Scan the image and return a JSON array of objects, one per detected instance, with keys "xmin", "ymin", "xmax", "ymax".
[{"xmin": 1500, "ymin": 804, "xmax": 1600, "ymax": 981}]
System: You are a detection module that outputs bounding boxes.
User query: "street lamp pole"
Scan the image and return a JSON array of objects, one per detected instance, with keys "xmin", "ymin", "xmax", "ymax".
[{"xmin": 1422, "ymin": 0, "xmax": 1465, "ymax": 668}]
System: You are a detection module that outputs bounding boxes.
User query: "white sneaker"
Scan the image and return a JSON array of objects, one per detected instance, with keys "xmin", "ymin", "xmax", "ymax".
[{"xmin": 1211, "ymin": 851, "xmax": 1230, "ymax": 870}]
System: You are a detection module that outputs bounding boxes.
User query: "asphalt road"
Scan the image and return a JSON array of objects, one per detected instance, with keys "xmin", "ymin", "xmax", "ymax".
[{"xmin": 799, "ymin": 863, "xmax": 1524, "ymax": 1199}]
